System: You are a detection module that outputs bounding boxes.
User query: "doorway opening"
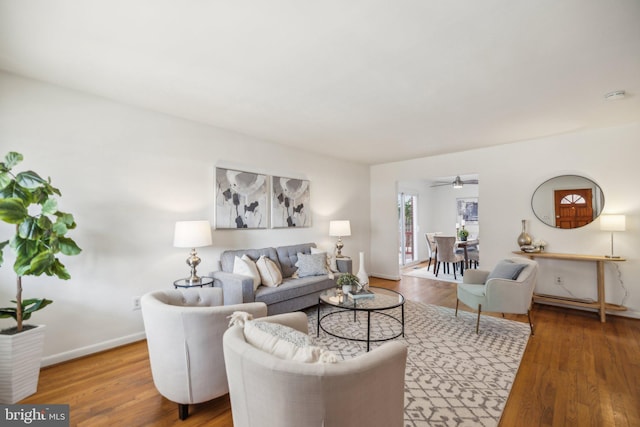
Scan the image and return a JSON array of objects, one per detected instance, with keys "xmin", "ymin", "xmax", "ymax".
[{"xmin": 398, "ymin": 192, "xmax": 418, "ymax": 266}]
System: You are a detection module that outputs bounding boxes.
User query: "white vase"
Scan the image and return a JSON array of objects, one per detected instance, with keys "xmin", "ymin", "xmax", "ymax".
[
  {"xmin": 342, "ymin": 284, "xmax": 352, "ymax": 294},
  {"xmin": 357, "ymin": 252, "xmax": 369, "ymax": 289},
  {"xmin": 0, "ymin": 324, "xmax": 46, "ymax": 404}
]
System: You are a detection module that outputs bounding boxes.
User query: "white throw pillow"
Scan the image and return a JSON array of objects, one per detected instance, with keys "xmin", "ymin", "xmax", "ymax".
[
  {"xmin": 310, "ymin": 247, "xmax": 338, "ymax": 272},
  {"xmin": 256, "ymin": 255, "xmax": 283, "ymax": 287},
  {"xmin": 233, "ymin": 255, "xmax": 261, "ymax": 291},
  {"xmin": 244, "ymin": 320, "xmax": 338, "ymax": 364}
]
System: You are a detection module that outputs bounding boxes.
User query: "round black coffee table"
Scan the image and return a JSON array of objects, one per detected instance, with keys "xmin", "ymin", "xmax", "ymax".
[{"xmin": 317, "ymin": 286, "xmax": 405, "ymax": 351}]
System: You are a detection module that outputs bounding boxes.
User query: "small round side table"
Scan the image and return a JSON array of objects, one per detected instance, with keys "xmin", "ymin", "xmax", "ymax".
[{"xmin": 173, "ymin": 277, "xmax": 214, "ymax": 289}]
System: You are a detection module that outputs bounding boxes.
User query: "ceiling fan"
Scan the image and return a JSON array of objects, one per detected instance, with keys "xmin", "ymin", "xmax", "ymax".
[{"xmin": 431, "ymin": 176, "xmax": 479, "ymax": 188}]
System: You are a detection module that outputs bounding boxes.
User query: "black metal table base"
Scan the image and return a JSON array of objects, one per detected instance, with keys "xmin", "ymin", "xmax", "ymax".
[{"xmin": 316, "ymin": 303, "xmax": 405, "ymax": 352}]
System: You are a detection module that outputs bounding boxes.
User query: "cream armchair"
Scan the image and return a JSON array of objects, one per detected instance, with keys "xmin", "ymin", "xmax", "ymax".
[
  {"xmin": 456, "ymin": 257, "xmax": 538, "ymax": 334},
  {"xmin": 223, "ymin": 311, "xmax": 408, "ymax": 427},
  {"xmin": 141, "ymin": 287, "xmax": 267, "ymax": 420}
]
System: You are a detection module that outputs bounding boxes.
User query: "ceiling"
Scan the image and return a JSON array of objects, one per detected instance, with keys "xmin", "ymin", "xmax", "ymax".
[{"xmin": 1, "ymin": 1, "xmax": 639, "ymax": 165}]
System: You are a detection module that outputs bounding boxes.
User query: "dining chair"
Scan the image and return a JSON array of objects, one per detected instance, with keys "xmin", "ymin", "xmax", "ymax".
[
  {"xmin": 434, "ymin": 236, "xmax": 465, "ymax": 279},
  {"xmin": 466, "ymin": 239, "xmax": 479, "ymax": 269},
  {"xmin": 425, "ymin": 233, "xmax": 438, "ymax": 271}
]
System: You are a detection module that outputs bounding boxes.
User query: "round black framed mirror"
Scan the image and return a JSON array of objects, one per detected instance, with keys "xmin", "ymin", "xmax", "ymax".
[{"xmin": 531, "ymin": 175, "xmax": 605, "ymax": 229}]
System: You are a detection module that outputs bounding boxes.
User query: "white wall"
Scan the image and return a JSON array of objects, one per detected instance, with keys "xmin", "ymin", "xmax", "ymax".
[
  {"xmin": 371, "ymin": 123, "xmax": 640, "ymax": 319},
  {"xmin": 0, "ymin": 72, "xmax": 371, "ymax": 364}
]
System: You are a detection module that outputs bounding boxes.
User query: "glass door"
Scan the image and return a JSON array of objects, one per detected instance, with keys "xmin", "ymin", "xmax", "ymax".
[{"xmin": 398, "ymin": 192, "xmax": 417, "ymax": 266}]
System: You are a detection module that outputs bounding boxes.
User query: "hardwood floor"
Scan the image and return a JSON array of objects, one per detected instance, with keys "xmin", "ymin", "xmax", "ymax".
[{"xmin": 22, "ymin": 268, "xmax": 640, "ymax": 426}]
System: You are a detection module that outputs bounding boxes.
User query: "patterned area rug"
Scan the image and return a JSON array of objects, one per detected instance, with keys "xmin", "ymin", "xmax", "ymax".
[
  {"xmin": 304, "ymin": 300, "xmax": 530, "ymax": 427},
  {"xmin": 402, "ymin": 266, "xmax": 463, "ymax": 283}
]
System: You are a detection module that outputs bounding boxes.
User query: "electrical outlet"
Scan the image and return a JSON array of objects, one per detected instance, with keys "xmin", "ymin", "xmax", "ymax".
[
  {"xmin": 555, "ymin": 276, "xmax": 563, "ymax": 285},
  {"xmin": 132, "ymin": 296, "xmax": 141, "ymax": 311}
]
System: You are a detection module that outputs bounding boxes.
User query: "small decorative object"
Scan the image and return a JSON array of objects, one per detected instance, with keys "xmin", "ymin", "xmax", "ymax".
[
  {"xmin": 458, "ymin": 226, "xmax": 469, "ymax": 241},
  {"xmin": 336, "ymin": 273, "xmax": 360, "ymax": 295},
  {"xmin": 534, "ymin": 239, "xmax": 547, "ymax": 252},
  {"xmin": 517, "ymin": 219, "xmax": 532, "ymax": 248},
  {"xmin": 174, "ymin": 220, "xmax": 212, "ymax": 284},
  {"xmin": 329, "ymin": 220, "xmax": 351, "ymax": 257},
  {"xmin": 356, "ymin": 252, "xmax": 369, "ymax": 289}
]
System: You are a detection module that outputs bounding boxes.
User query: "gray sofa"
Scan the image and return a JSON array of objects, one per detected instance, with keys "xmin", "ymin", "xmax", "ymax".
[{"xmin": 211, "ymin": 243, "xmax": 351, "ymax": 315}]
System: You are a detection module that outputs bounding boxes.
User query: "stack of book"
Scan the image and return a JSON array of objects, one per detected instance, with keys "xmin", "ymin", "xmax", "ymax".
[{"xmin": 347, "ymin": 289, "xmax": 374, "ymax": 300}]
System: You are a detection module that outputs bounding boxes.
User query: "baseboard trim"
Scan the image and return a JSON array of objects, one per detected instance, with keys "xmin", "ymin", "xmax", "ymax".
[
  {"xmin": 534, "ymin": 300, "xmax": 640, "ymax": 320},
  {"xmin": 41, "ymin": 331, "xmax": 146, "ymax": 367},
  {"xmin": 371, "ymin": 273, "xmax": 401, "ymax": 281}
]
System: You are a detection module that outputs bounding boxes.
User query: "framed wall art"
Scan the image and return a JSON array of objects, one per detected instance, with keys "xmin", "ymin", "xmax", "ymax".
[
  {"xmin": 215, "ymin": 167, "xmax": 268, "ymax": 229},
  {"xmin": 456, "ymin": 197, "xmax": 478, "ymax": 224},
  {"xmin": 271, "ymin": 176, "xmax": 311, "ymax": 228}
]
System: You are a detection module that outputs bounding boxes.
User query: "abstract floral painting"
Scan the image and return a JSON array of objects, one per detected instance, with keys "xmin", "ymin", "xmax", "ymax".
[
  {"xmin": 271, "ymin": 176, "xmax": 311, "ymax": 228},
  {"xmin": 456, "ymin": 197, "xmax": 478, "ymax": 224},
  {"xmin": 215, "ymin": 167, "xmax": 268, "ymax": 229}
]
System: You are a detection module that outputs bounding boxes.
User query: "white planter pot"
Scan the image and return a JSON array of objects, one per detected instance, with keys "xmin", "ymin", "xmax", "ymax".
[{"xmin": 0, "ymin": 324, "xmax": 46, "ymax": 404}]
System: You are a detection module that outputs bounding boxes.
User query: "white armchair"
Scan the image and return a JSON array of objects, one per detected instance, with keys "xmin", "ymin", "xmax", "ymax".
[
  {"xmin": 141, "ymin": 287, "xmax": 267, "ymax": 420},
  {"xmin": 456, "ymin": 257, "xmax": 538, "ymax": 334},
  {"xmin": 223, "ymin": 311, "xmax": 408, "ymax": 427}
]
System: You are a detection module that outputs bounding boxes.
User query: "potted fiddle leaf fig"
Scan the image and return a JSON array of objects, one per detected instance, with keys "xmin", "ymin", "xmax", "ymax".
[{"xmin": 0, "ymin": 151, "xmax": 81, "ymax": 403}]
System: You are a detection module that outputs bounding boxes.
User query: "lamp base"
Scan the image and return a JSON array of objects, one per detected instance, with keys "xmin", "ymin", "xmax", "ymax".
[
  {"xmin": 186, "ymin": 248, "xmax": 202, "ymax": 284},
  {"xmin": 335, "ymin": 238, "xmax": 344, "ymax": 257}
]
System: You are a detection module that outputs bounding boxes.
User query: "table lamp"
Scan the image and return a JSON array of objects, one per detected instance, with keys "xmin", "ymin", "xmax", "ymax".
[
  {"xmin": 600, "ymin": 214, "xmax": 625, "ymax": 258},
  {"xmin": 174, "ymin": 220, "xmax": 212, "ymax": 284},
  {"xmin": 329, "ymin": 220, "xmax": 351, "ymax": 257}
]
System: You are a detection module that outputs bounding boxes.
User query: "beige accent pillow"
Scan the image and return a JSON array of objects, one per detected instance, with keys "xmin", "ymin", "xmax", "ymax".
[
  {"xmin": 244, "ymin": 320, "xmax": 338, "ymax": 364},
  {"xmin": 233, "ymin": 255, "xmax": 261, "ymax": 291},
  {"xmin": 256, "ymin": 255, "xmax": 283, "ymax": 287}
]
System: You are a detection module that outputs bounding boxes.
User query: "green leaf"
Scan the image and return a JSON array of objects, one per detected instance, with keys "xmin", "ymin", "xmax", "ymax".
[
  {"xmin": 14, "ymin": 253, "xmax": 34, "ymax": 276},
  {"xmin": 56, "ymin": 212, "xmax": 76, "ymax": 228},
  {"xmin": 0, "ymin": 299, "xmax": 53, "ymax": 321},
  {"xmin": 16, "ymin": 170, "xmax": 47, "ymax": 189},
  {"xmin": 4, "ymin": 152, "xmax": 23, "ymax": 169},
  {"xmin": 28, "ymin": 251, "xmax": 55, "ymax": 276},
  {"xmin": 52, "ymin": 259, "xmax": 71, "ymax": 280},
  {"xmin": 0, "ymin": 181, "xmax": 31, "ymax": 201},
  {"xmin": 0, "ymin": 307, "xmax": 18, "ymax": 321},
  {"xmin": 18, "ymin": 217, "xmax": 40, "ymax": 240},
  {"xmin": 0, "ymin": 198, "xmax": 28, "ymax": 223},
  {"xmin": 41, "ymin": 198, "xmax": 58, "ymax": 215},
  {"xmin": 0, "ymin": 240, "xmax": 8, "ymax": 266},
  {"xmin": 37, "ymin": 214, "xmax": 53, "ymax": 231},
  {"xmin": 0, "ymin": 172, "xmax": 11, "ymax": 190},
  {"xmin": 11, "ymin": 235, "xmax": 39, "ymax": 260},
  {"xmin": 58, "ymin": 236, "xmax": 81, "ymax": 256},
  {"xmin": 22, "ymin": 298, "xmax": 54, "ymax": 319},
  {"xmin": 52, "ymin": 221, "xmax": 68, "ymax": 235}
]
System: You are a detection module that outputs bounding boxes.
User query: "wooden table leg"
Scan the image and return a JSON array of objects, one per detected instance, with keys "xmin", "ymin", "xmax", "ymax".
[{"xmin": 596, "ymin": 260, "xmax": 606, "ymax": 322}]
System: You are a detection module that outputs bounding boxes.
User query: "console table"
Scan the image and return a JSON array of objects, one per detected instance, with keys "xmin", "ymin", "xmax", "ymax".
[{"xmin": 513, "ymin": 251, "xmax": 626, "ymax": 322}]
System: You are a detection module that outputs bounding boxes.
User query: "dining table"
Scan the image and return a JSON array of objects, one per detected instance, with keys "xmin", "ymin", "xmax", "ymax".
[{"xmin": 456, "ymin": 239, "xmax": 479, "ymax": 268}]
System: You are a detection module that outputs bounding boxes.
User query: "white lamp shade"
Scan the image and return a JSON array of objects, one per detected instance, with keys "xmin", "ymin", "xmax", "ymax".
[
  {"xmin": 329, "ymin": 220, "xmax": 351, "ymax": 237},
  {"xmin": 174, "ymin": 220, "xmax": 212, "ymax": 248},
  {"xmin": 600, "ymin": 215, "xmax": 626, "ymax": 232}
]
